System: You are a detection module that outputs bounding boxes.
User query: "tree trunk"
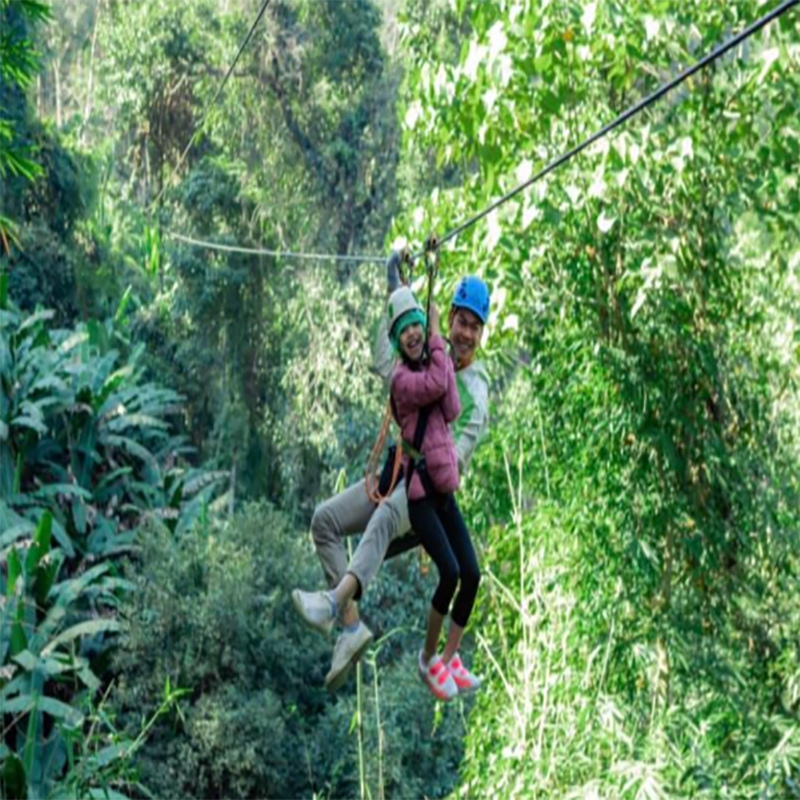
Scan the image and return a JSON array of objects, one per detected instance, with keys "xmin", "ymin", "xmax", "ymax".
[
  {"xmin": 81, "ymin": 0, "xmax": 103, "ymax": 146},
  {"xmin": 53, "ymin": 57, "xmax": 62, "ymax": 128}
]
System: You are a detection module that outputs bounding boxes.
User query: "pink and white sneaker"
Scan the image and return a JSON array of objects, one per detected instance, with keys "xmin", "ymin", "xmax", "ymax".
[
  {"xmin": 418, "ymin": 651, "xmax": 458, "ymax": 702},
  {"xmin": 445, "ymin": 653, "xmax": 482, "ymax": 694}
]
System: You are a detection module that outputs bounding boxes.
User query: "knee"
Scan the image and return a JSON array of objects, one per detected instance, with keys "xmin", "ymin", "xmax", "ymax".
[
  {"xmin": 461, "ymin": 563, "xmax": 481, "ymax": 595},
  {"xmin": 439, "ymin": 562, "xmax": 460, "ymax": 596},
  {"xmin": 311, "ymin": 503, "xmax": 334, "ymax": 545}
]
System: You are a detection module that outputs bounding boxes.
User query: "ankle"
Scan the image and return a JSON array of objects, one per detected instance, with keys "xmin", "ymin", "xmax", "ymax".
[
  {"xmin": 422, "ymin": 650, "xmax": 437, "ymax": 665},
  {"xmin": 343, "ymin": 620, "xmax": 361, "ymax": 634},
  {"xmin": 341, "ymin": 601, "xmax": 359, "ymax": 628},
  {"xmin": 326, "ymin": 590, "xmax": 339, "ymax": 619}
]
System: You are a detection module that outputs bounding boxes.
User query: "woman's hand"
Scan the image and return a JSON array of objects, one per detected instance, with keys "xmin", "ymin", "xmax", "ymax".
[{"xmin": 429, "ymin": 302, "xmax": 440, "ymax": 337}]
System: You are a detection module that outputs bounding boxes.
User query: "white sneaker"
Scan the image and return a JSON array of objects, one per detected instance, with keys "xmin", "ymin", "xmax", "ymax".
[
  {"xmin": 292, "ymin": 589, "xmax": 335, "ymax": 637},
  {"xmin": 446, "ymin": 653, "xmax": 482, "ymax": 694},
  {"xmin": 325, "ymin": 621, "xmax": 373, "ymax": 692},
  {"xmin": 418, "ymin": 651, "xmax": 458, "ymax": 702}
]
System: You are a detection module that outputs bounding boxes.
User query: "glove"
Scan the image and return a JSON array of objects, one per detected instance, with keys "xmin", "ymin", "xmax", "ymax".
[{"xmin": 386, "ymin": 250, "xmax": 402, "ymax": 292}]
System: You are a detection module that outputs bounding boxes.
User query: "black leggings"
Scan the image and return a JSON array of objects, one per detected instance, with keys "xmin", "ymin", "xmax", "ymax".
[{"xmin": 408, "ymin": 492, "xmax": 480, "ymax": 628}]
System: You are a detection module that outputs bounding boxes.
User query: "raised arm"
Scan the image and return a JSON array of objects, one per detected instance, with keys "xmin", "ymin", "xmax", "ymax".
[
  {"xmin": 371, "ymin": 316, "xmax": 395, "ymax": 390},
  {"xmin": 371, "ymin": 250, "xmax": 405, "ymax": 389}
]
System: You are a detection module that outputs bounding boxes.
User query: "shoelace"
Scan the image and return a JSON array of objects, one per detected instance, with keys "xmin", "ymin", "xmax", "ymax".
[{"xmin": 429, "ymin": 658, "xmax": 450, "ymax": 686}]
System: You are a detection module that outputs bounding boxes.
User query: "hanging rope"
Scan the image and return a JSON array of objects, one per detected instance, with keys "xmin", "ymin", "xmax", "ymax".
[
  {"xmin": 365, "ymin": 402, "xmax": 404, "ymax": 504},
  {"xmin": 166, "ymin": 231, "xmax": 385, "ymax": 264},
  {"xmin": 421, "ymin": 234, "xmax": 440, "ymax": 356},
  {"xmin": 411, "ymin": 0, "xmax": 800, "ymax": 261},
  {"xmin": 149, "ymin": 0, "xmax": 274, "ymax": 212}
]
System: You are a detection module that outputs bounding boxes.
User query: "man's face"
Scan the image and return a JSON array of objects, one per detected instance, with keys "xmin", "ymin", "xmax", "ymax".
[{"xmin": 448, "ymin": 306, "xmax": 484, "ymax": 367}]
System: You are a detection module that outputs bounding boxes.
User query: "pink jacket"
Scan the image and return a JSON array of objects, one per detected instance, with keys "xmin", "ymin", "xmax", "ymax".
[{"xmin": 390, "ymin": 335, "xmax": 461, "ymax": 500}]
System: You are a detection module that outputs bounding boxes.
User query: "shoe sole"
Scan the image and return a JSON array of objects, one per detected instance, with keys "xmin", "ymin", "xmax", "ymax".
[
  {"xmin": 292, "ymin": 590, "xmax": 334, "ymax": 637},
  {"xmin": 325, "ymin": 633, "xmax": 374, "ymax": 693}
]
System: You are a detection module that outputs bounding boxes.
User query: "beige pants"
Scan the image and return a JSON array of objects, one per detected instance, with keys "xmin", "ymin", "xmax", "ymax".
[{"xmin": 311, "ymin": 478, "xmax": 411, "ymax": 599}]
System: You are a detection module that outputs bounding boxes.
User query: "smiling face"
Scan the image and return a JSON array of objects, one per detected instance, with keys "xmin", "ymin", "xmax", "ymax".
[
  {"xmin": 449, "ymin": 306, "xmax": 484, "ymax": 368},
  {"xmin": 399, "ymin": 322, "xmax": 425, "ymax": 362}
]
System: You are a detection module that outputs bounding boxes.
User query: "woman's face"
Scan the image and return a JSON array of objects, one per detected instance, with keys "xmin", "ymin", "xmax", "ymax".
[{"xmin": 399, "ymin": 322, "xmax": 425, "ymax": 361}]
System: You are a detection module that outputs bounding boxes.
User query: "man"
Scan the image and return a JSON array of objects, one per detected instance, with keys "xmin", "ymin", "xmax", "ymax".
[{"xmin": 292, "ymin": 251, "xmax": 491, "ymax": 691}]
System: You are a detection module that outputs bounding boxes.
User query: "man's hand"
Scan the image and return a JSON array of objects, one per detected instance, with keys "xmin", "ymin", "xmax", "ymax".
[{"xmin": 386, "ymin": 250, "xmax": 402, "ymax": 293}]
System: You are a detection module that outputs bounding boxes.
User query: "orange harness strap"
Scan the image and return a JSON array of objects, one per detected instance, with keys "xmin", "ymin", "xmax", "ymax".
[{"xmin": 365, "ymin": 399, "xmax": 403, "ymax": 504}]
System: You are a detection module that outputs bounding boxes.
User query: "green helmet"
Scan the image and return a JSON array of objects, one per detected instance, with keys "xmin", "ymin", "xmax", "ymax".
[{"xmin": 387, "ymin": 287, "xmax": 426, "ymax": 353}]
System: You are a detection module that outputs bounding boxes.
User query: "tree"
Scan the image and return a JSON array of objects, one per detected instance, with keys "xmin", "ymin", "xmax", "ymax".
[
  {"xmin": 0, "ymin": 0, "xmax": 50, "ymax": 248},
  {"xmin": 395, "ymin": 0, "xmax": 800, "ymax": 795}
]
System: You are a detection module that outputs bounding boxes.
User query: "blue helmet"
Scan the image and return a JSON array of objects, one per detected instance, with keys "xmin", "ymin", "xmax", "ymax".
[{"xmin": 451, "ymin": 276, "xmax": 490, "ymax": 324}]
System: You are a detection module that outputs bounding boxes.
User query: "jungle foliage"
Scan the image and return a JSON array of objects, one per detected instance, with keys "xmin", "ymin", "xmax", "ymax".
[
  {"xmin": 394, "ymin": 0, "xmax": 800, "ymax": 796},
  {"xmin": 2, "ymin": 0, "xmax": 800, "ymax": 798}
]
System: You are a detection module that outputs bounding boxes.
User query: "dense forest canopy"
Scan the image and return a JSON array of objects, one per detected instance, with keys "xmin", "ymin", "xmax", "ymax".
[{"xmin": 2, "ymin": 0, "xmax": 800, "ymax": 798}]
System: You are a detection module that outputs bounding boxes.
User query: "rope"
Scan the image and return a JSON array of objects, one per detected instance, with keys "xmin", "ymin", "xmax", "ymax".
[
  {"xmin": 421, "ymin": 234, "xmax": 440, "ymax": 357},
  {"xmin": 166, "ymin": 231, "xmax": 385, "ymax": 264},
  {"xmin": 365, "ymin": 402, "xmax": 403, "ymax": 504},
  {"xmin": 412, "ymin": 0, "xmax": 800, "ymax": 261},
  {"xmin": 149, "ymin": 0, "xmax": 274, "ymax": 211}
]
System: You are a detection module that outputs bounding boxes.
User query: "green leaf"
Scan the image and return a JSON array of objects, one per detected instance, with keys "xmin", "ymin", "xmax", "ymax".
[
  {"xmin": 33, "ymin": 484, "xmax": 93, "ymax": 501},
  {"xmin": 0, "ymin": 753, "xmax": 26, "ymax": 799},
  {"xmin": 7, "ymin": 548, "xmax": 22, "ymax": 597},
  {"xmin": 42, "ymin": 618, "xmax": 121, "ymax": 656},
  {"xmin": 34, "ymin": 560, "xmax": 59, "ymax": 611},
  {"xmin": 87, "ymin": 319, "xmax": 107, "ymax": 351},
  {"xmin": 11, "ymin": 415, "xmax": 47, "ymax": 436},
  {"xmin": 107, "ymin": 413, "xmax": 169, "ymax": 433},
  {"xmin": 10, "ymin": 617, "xmax": 28, "ymax": 661},
  {"xmin": 0, "ymin": 521, "xmax": 35, "ymax": 549},
  {"xmin": 39, "ymin": 695, "xmax": 84, "ymax": 727},
  {"xmin": 0, "ymin": 269, "xmax": 8, "ymax": 310},
  {"xmin": 88, "ymin": 743, "xmax": 129, "ymax": 769},
  {"xmin": 12, "ymin": 649, "xmax": 39, "ymax": 672},
  {"xmin": 24, "ymin": 511, "xmax": 52, "ymax": 576},
  {"xmin": 78, "ymin": 666, "xmax": 101, "ymax": 692},
  {"xmin": 50, "ymin": 517, "xmax": 75, "ymax": 558},
  {"xmin": 72, "ymin": 500, "xmax": 87, "ymax": 536},
  {"xmin": 105, "ymin": 434, "xmax": 157, "ymax": 463},
  {"xmin": 86, "ymin": 788, "xmax": 132, "ymax": 800},
  {"xmin": 17, "ymin": 309, "xmax": 55, "ymax": 337},
  {"xmin": 114, "ymin": 285, "xmax": 133, "ymax": 327}
]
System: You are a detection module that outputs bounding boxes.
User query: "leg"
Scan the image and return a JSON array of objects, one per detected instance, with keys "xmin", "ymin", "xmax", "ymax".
[
  {"xmin": 408, "ymin": 497, "xmax": 461, "ymax": 650},
  {"xmin": 441, "ymin": 620, "xmax": 465, "ymax": 664},
  {"xmin": 327, "ymin": 482, "xmax": 412, "ymax": 686},
  {"xmin": 410, "ymin": 498, "xmax": 461, "ymax": 702},
  {"xmin": 295, "ymin": 480, "xmax": 376, "ymax": 634},
  {"xmin": 334, "ymin": 479, "xmax": 411, "ymax": 625},
  {"xmin": 310, "ymin": 478, "xmax": 377, "ymax": 591},
  {"xmin": 436, "ymin": 496, "xmax": 483, "ymax": 692},
  {"xmin": 437, "ymin": 494, "xmax": 481, "ymax": 635},
  {"xmin": 346, "ymin": 479, "xmax": 410, "ymax": 600},
  {"xmin": 424, "ymin": 606, "xmax": 446, "ymax": 663}
]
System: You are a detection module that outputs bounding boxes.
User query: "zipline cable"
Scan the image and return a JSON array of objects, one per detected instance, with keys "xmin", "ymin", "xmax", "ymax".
[
  {"xmin": 162, "ymin": 2, "xmax": 798, "ymax": 270},
  {"xmin": 166, "ymin": 231, "xmax": 385, "ymax": 264},
  {"xmin": 412, "ymin": 0, "xmax": 800, "ymax": 261},
  {"xmin": 149, "ymin": 0, "xmax": 273, "ymax": 212}
]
